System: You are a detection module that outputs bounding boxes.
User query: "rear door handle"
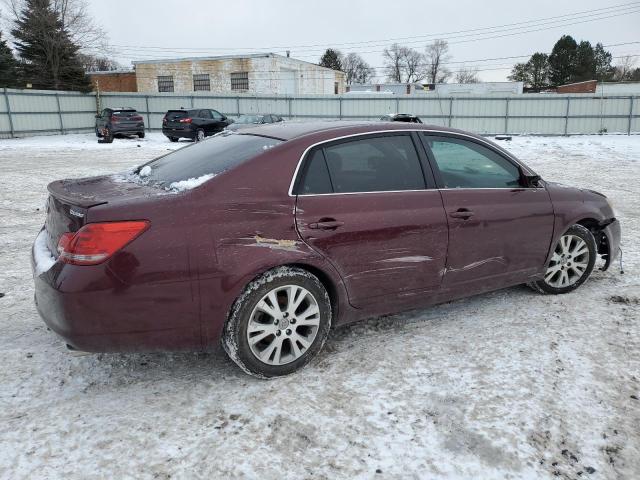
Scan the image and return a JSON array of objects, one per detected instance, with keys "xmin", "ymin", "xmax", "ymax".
[
  {"xmin": 449, "ymin": 209, "xmax": 474, "ymax": 219},
  {"xmin": 308, "ymin": 220, "xmax": 344, "ymax": 230}
]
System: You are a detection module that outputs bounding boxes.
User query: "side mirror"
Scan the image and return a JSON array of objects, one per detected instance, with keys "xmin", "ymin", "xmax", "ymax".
[
  {"xmin": 523, "ymin": 174, "xmax": 542, "ymax": 188},
  {"xmin": 95, "ymin": 114, "xmax": 101, "ymax": 119}
]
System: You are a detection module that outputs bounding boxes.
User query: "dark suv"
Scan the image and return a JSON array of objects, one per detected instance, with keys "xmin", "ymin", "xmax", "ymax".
[
  {"xmin": 162, "ymin": 108, "xmax": 232, "ymax": 142},
  {"xmin": 95, "ymin": 108, "xmax": 145, "ymax": 143}
]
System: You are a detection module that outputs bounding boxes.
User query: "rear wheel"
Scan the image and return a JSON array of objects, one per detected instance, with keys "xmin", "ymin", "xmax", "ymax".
[
  {"xmin": 95, "ymin": 127, "xmax": 102, "ymax": 138},
  {"xmin": 222, "ymin": 267, "xmax": 332, "ymax": 378},
  {"xmin": 168, "ymin": 137, "xmax": 179, "ymax": 143},
  {"xmin": 195, "ymin": 129, "xmax": 205, "ymax": 142},
  {"xmin": 529, "ymin": 224, "xmax": 596, "ymax": 294},
  {"xmin": 138, "ymin": 131, "xmax": 145, "ymax": 139}
]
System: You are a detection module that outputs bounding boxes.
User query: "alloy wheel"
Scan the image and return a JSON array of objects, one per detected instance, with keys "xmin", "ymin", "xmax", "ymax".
[
  {"xmin": 544, "ymin": 234, "xmax": 590, "ymax": 288},
  {"xmin": 196, "ymin": 130, "xmax": 205, "ymax": 141},
  {"xmin": 246, "ymin": 285, "xmax": 321, "ymax": 365}
]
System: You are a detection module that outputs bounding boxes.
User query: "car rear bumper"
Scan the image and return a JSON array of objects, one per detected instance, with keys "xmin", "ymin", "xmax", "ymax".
[
  {"xmin": 162, "ymin": 127, "xmax": 195, "ymax": 139},
  {"xmin": 110, "ymin": 124, "xmax": 145, "ymax": 135},
  {"xmin": 31, "ymin": 230, "xmax": 201, "ymax": 352}
]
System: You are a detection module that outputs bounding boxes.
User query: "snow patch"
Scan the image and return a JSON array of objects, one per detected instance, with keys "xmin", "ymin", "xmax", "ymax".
[
  {"xmin": 167, "ymin": 174, "xmax": 215, "ymax": 193},
  {"xmin": 138, "ymin": 165, "xmax": 152, "ymax": 177},
  {"xmin": 33, "ymin": 229, "xmax": 56, "ymax": 275}
]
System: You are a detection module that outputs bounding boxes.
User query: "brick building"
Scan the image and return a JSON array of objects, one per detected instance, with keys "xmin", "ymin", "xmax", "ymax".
[
  {"xmin": 132, "ymin": 53, "xmax": 345, "ymax": 95},
  {"xmin": 88, "ymin": 71, "xmax": 137, "ymax": 92}
]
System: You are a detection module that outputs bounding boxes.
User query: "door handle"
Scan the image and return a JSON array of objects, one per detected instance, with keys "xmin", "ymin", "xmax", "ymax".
[
  {"xmin": 308, "ymin": 220, "xmax": 344, "ymax": 230},
  {"xmin": 449, "ymin": 209, "xmax": 474, "ymax": 219}
]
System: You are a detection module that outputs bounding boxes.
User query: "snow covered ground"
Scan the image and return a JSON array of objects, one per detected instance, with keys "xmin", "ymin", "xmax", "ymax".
[{"xmin": 0, "ymin": 132, "xmax": 638, "ymax": 479}]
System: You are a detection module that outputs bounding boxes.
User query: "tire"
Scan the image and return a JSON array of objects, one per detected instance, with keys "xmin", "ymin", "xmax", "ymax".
[
  {"xmin": 168, "ymin": 137, "xmax": 179, "ymax": 143},
  {"xmin": 138, "ymin": 131, "xmax": 145, "ymax": 139},
  {"xmin": 95, "ymin": 127, "xmax": 102, "ymax": 138},
  {"xmin": 529, "ymin": 224, "xmax": 596, "ymax": 294},
  {"xmin": 195, "ymin": 129, "xmax": 205, "ymax": 142},
  {"xmin": 222, "ymin": 266, "xmax": 332, "ymax": 378}
]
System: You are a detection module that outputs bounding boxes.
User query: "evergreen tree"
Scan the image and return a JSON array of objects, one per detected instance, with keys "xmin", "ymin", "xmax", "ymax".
[
  {"xmin": 508, "ymin": 52, "xmax": 549, "ymax": 91},
  {"xmin": 548, "ymin": 35, "xmax": 578, "ymax": 86},
  {"xmin": 0, "ymin": 31, "xmax": 20, "ymax": 88},
  {"xmin": 319, "ymin": 49, "xmax": 343, "ymax": 71},
  {"xmin": 11, "ymin": 0, "xmax": 91, "ymax": 92},
  {"xmin": 573, "ymin": 40, "xmax": 596, "ymax": 82},
  {"xmin": 593, "ymin": 43, "xmax": 614, "ymax": 81}
]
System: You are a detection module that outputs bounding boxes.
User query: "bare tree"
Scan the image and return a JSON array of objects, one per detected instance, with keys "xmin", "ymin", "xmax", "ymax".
[
  {"xmin": 383, "ymin": 43, "xmax": 403, "ymax": 82},
  {"xmin": 78, "ymin": 53, "xmax": 122, "ymax": 72},
  {"xmin": 383, "ymin": 43, "xmax": 426, "ymax": 83},
  {"xmin": 612, "ymin": 55, "xmax": 637, "ymax": 81},
  {"xmin": 4, "ymin": 0, "xmax": 108, "ymax": 53},
  {"xmin": 403, "ymin": 48, "xmax": 425, "ymax": 83},
  {"xmin": 455, "ymin": 65, "xmax": 480, "ymax": 84},
  {"xmin": 342, "ymin": 52, "xmax": 375, "ymax": 84},
  {"xmin": 425, "ymin": 39, "xmax": 451, "ymax": 84}
]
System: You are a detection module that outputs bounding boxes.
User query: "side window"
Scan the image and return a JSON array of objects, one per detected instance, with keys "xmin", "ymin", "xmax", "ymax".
[
  {"xmin": 424, "ymin": 135, "xmax": 521, "ymax": 189},
  {"xmin": 199, "ymin": 110, "xmax": 212, "ymax": 119},
  {"xmin": 264, "ymin": 115, "xmax": 274, "ymax": 123},
  {"xmin": 323, "ymin": 135, "xmax": 425, "ymax": 193},
  {"xmin": 211, "ymin": 110, "xmax": 224, "ymax": 120},
  {"xmin": 101, "ymin": 109, "xmax": 109, "ymax": 118},
  {"xmin": 298, "ymin": 149, "xmax": 333, "ymax": 195}
]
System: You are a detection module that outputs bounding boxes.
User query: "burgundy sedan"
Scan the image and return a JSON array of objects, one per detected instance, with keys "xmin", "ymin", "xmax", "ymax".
[{"xmin": 32, "ymin": 122, "xmax": 621, "ymax": 378}]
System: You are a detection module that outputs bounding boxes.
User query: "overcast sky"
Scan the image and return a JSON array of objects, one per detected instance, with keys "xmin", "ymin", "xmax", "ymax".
[{"xmin": 87, "ymin": 0, "xmax": 640, "ymax": 82}]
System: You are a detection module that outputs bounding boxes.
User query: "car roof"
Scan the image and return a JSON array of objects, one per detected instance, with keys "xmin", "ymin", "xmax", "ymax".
[{"xmin": 236, "ymin": 120, "xmax": 466, "ymax": 142}]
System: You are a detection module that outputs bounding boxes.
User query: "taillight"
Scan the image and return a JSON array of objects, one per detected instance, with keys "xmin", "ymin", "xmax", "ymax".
[
  {"xmin": 132, "ymin": 115, "xmax": 143, "ymax": 121},
  {"xmin": 179, "ymin": 118, "xmax": 192, "ymax": 123},
  {"xmin": 57, "ymin": 221, "xmax": 150, "ymax": 265}
]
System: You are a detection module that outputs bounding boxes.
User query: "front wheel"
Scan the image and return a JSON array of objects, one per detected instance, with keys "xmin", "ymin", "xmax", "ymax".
[
  {"xmin": 529, "ymin": 224, "xmax": 596, "ymax": 294},
  {"xmin": 222, "ymin": 267, "xmax": 332, "ymax": 378}
]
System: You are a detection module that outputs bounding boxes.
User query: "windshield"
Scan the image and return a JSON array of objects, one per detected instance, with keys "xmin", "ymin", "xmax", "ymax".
[
  {"xmin": 236, "ymin": 115, "xmax": 263, "ymax": 124},
  {"xmin": 140, "ymin": 133, "xmax": 283, "ymax": 187}
]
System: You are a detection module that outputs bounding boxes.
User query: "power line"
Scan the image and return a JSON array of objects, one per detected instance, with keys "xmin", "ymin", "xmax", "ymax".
[{"xmin": 107, "ymin": 2, "xmax": 640, "ymax": 55}]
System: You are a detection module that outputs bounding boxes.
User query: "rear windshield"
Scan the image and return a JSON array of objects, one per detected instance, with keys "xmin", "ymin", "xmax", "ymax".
[
  {"xmin": 166, "ymin": 110, "xmax": 189, "ymax": 120},
  {"xmin": 113, "ymin": 110, "xmax": 137, "ymax": 117},
  {"xmin": 141, "ymin": 132, "xmax": 283, "ymax": 186}
]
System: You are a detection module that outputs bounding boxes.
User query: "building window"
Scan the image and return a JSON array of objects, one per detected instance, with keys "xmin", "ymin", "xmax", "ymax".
[
  {"xmin": 157, "ymin": 75, "xmax": 174, "ymax": 93},
  {"xmin": 193, "ymin": 73, "xmax": 210, "ymax": 91},
  {"xmin": 231, "ymin": 72, "xmax": 249, "ymax": 91}
]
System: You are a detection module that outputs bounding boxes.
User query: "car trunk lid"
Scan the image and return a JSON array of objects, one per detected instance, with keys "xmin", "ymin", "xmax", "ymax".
[
  {"xmin": 164, "ymin": 110, "xmax": 191, "ymax": 128},
  {"xmin": 44, "ymin": 174, "xmax": 155, "ymax": 257}
]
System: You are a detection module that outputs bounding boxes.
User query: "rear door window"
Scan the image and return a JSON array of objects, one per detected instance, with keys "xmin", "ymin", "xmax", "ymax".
[
  {"xmin": 199, "ymin": 109, "xmax": 212, "ymax": 119},
  {"xmin": 142, "ymin": 133, "xmax": 282, "ymax": 186},
  {"xmin": 211, "ymin": 110, "xmax": 224, "ymax": 120},
  {"xmin": 322, "ymin": 134, "xmax": 425, "ymax": 193}
]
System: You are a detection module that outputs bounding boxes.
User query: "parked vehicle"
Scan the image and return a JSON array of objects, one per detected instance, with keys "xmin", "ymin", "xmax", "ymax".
[
  {"xmin": 162, "ymin": 108, "xmax": 232, "ymax": 142},
  {"xmin": 226, "ymin": 114, "xmax": 284, "ymax": 131},
  {"xmin": 32, "ymin": 122, "xmax": 621, "ymax": 378},
  {"xmin": 95, "ymin": 108, "xmax": 145, "ymax": 143},
  {"xmin": 380, "ymin": 113, "xmax": 422, "ymax": 123}
]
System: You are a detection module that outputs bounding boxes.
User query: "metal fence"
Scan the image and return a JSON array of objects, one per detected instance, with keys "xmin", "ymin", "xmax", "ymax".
[{"xmin": 1, "ymin": 87, "xmax": 638, "ymax": 138}]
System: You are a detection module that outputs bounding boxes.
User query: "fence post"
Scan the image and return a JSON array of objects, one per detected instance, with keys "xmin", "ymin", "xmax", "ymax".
[
  {"xmin": 145, "ymin": 96, "xmax": 151, "ymax": 130},
  {"xmin": 4, "ymin": 88, "xmax": 14, "ymax": 138},
  {"xmin": 236, "ymin": 96, "xmax": 241, "ymax": 116},
  {"xmin": 448, "ymin": 97, "xmax": 453, "ymax": 127},
  {"xmin": 190, "ymin": 95, "xmax": 194, "ymax": 108},
  {"xmin": 505, "ymin": 97, "xmax": 510, "ymax": 134},
  {"xmin": 339, "ymin": 96, "xmax": 342, "ymax": 119},
  {"xmin": 564, "ymin": 97, "xmax": 571, "ymax": 136},
  {"xmin": 628, "ymin": 96, "xmax": 634, "ymax": 136},
  {"xmin": 288, "ymin": 96, "xmax": 292, "ymax": 119},
  {"xmin": 55, "ymin": 92, "xmax": 64, "ymax": 134},
  {"xmin": 395, "ymin": 96, "xmax": 400, "ymax": 114}
]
